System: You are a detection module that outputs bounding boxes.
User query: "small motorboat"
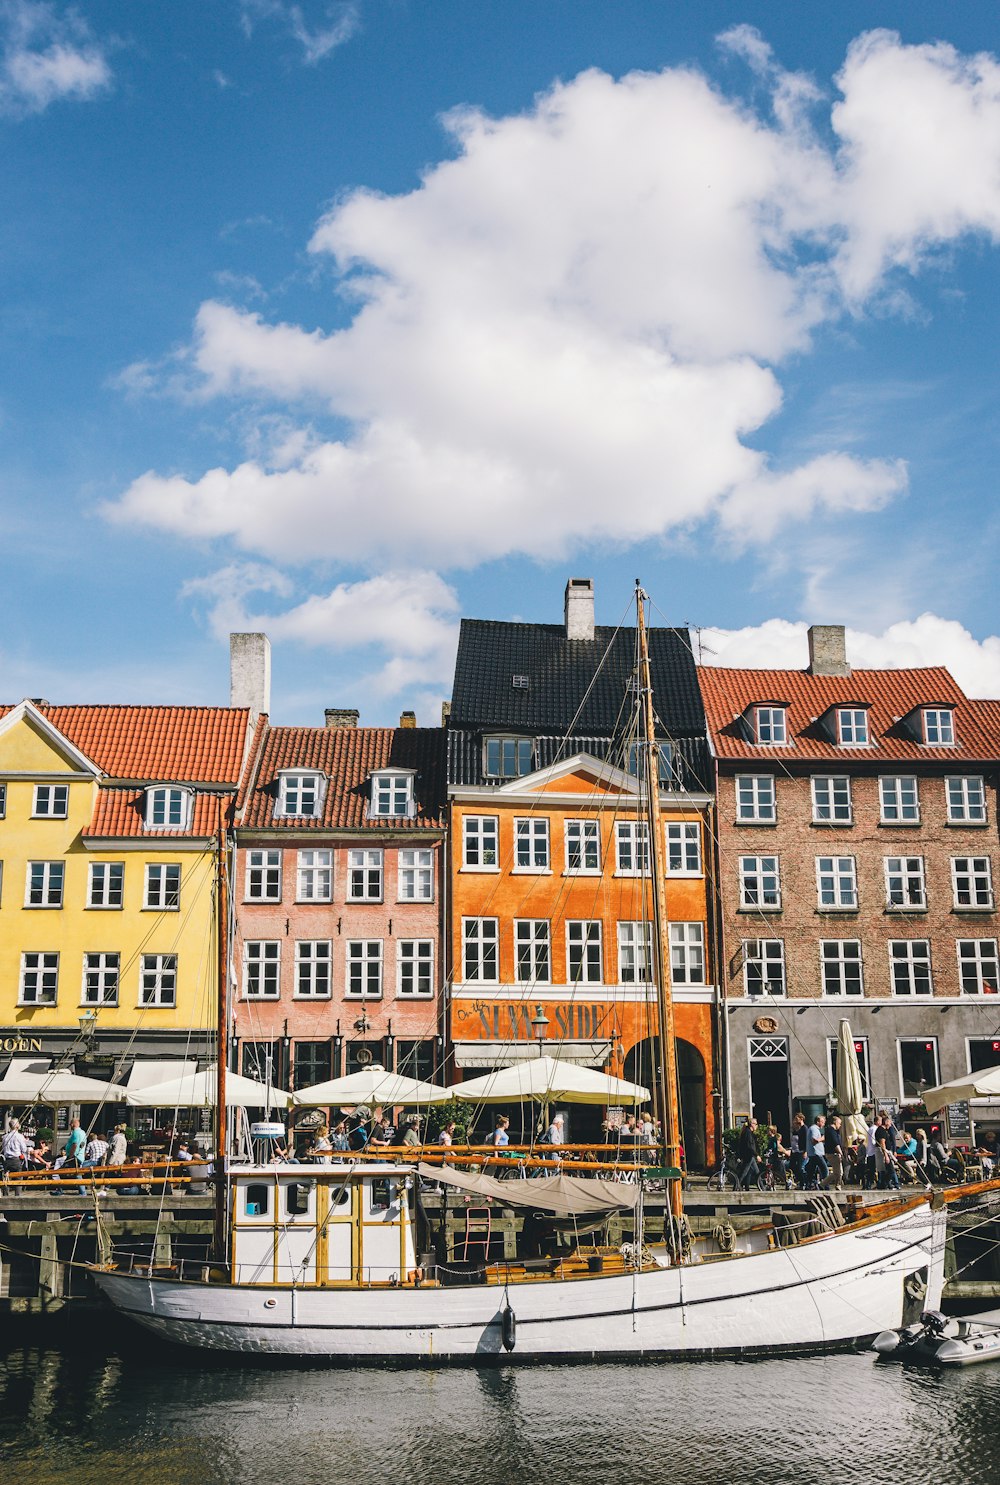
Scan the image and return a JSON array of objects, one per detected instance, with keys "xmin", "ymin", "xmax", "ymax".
[{"xmin": 873, "ymin": 1308, "xmax": 1000, "ymax": 1367}]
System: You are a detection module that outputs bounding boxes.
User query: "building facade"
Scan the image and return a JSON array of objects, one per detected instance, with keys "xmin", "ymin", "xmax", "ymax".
[{"xmin": 699, "ymin": 626, "xmax": 1000, "ymax": 1139}]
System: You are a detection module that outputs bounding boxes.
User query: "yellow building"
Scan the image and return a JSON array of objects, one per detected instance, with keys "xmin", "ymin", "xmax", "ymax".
[{"xmin": 0, "ymin": 700, "xmax": 252, "ymax": 1088}]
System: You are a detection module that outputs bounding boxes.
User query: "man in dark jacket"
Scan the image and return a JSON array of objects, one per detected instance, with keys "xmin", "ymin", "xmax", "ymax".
[{"xmin": 736, "ymin": 1118, "xmax": 760, "ymax": 1189}]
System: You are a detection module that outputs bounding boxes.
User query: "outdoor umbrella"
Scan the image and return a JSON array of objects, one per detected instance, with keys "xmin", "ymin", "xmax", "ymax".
[
  {"xmin": 292, "ymin": 1066, "xmax": 451, "ymax": 1108},
  {"xmin": 834, "ymin": 1019, "xmax": 869, "ymax": 1144},
  {"xmin": 0, "ymin": 1069, "xmax": 131, "ymax": 1104},
  {"xmin": 450, "ymin": 1054, "xmax": 649, "ymax": 1106},
  {"xmin": 921, "ymin": 1064, "xmax": 1000, "ymax": 1116},
  {"xmin": 127, "ymin": 1066, "xmax": 292, "ymax": 1110}
]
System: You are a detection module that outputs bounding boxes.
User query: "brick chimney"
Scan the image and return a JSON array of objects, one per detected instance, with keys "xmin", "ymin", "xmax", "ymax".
[
  {"xmin": 564, "ymin": 577, "xmax": 595, "ymax": 641},
  {"xmin": 807, "ymin": 625, "xmax": 851, "ymax": 677},
  {"xmin": 399, "ymin": 710, "xmax": 416, "ymax": 729},
  {"xmin": 441, "ymin": 700, "xmax": 452, "ymax": 725},
  {"xmin": 229, "ymin": 633, "xmax": 271, "ymax": 721},
  {"xmin": 325, "ymin": 707, "xmax": 359, "ymax": 729}
]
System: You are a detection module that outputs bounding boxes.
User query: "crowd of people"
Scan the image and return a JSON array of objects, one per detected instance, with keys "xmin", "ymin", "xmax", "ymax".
[{"xmin": 1, "ymin": 1117, "xmax": 200, "ymax": 1187}]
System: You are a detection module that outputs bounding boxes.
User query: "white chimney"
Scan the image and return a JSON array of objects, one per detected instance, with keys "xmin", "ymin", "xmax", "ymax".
[
  {"xmin": 564, "ymin": 577, "xmax": 595, "ymax": 642},
  {"xmin": 807, "ymin": 625, "xmax": 851, "ymax": 677},
  {"xmin": 230, "ymin": 633, "xmax": 271, "ymax": 719}
]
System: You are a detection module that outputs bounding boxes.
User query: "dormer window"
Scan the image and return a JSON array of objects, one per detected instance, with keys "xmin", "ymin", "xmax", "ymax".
[
  {"xmin": 276, "ymin": 771, "xmax": 326, "ymax": 819},
  {"xmin": 484, "ymin": 736, "xmax": 533, "ymax": 779},
  {"xmin": 145, "ymin": 786, "xmax": 192, "ymax": 830},
  {"xmin": 626, "ymin": 742, "xmax": 676, "ymax": 785},
  {"xmin": 837, "ymin": 708, "xmax": 869, "ymax": 747},
  {"xmin": 370, "ymin": 770, "xmax": 414, "ymax": 818},
  {"xmin": 754, "ymin": 707, "xmax": 787, "ymax": 746},
  {"xmin": 923, "ymin": 708, "xmax": 955, "ymax": 745}
]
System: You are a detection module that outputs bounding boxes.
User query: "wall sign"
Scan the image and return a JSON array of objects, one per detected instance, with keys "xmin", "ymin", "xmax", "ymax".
[
  {"xmin": 946, "ymin": 1101, "xmax": 972, "ymax": 1141},
  {"xmin": 0, "ymin": 1036, "xmax": 43, "ymax": 1053}
]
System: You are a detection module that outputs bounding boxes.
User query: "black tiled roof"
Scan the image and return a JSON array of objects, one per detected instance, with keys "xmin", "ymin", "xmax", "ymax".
[
  {"xmin": 450, "ymin": 620, "xmax": 706, "ymax": 735},
  {"xmin": 448, "ymin": 731, "xmax": 714, "ymax": 793}
]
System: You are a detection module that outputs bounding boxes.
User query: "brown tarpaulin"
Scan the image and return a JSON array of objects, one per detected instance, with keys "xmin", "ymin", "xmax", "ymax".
[{"xmin": 416, "ymin": 1163, "xmax": 641, "ymax": 1215}]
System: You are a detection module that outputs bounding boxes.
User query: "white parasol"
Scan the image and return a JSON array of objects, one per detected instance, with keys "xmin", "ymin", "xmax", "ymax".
[
  {"xmin": 921, "ymin": 1064, "xmax": 1000, "ymax": 1116},
  {"xmin": 292, "ymin": 1066, "xmax": 451, "ymax": 1108},
  {"xmin": 834, "ymin": 1019, "xmax": 869, "ymax": 1144},
  {"xmin": 127, "ymin": 1066, "xmax": 292, "ymax": 1110},
  {"xmin": 451, "ymin": 1054, "xmax": 649, "ymax": 1106}
]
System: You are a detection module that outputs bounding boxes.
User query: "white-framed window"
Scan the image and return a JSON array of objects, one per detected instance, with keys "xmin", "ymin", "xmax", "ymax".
[
  {"xmin": 735, "ymin": 774, "xmax": 776, "ymax": 822},
  {"xmin": 743, "ymin": 939, "xmax": 785, "ymax": 997},
  {"xmin": 25, "ymin": 861, "xmax": 64, "ymax": 908},
  {"xmin": 245, "ymin": 849, "xmax": 282, "ymax": 902},
  {"xmin": 295, "ymin": 940, "xmax": 332, "ymax": 999},
  {"xmin": 567, "ymin": 921, "xmax": 603, "ymax": 984},
  {"xmin": 924, "ymin": 709, "xmax": 955, "ymax": 745},
  {"xmin": 398, "ymin": 940, "xmax": 434, "ymax": 997},
  {"xmin": 670, "ymin": 922, "xmax": 705, "ymax": 985},
  {"xmin": 19, "ymin": 951, "xmax": 58, "ymax": 1005},
  {"xmin": 957, "ymin": 939, "xmax": 1000, "ymax": 996},
  {"xmin": 889, "ymin": 940, "xmax": 932, "ymax": 996},
  {"xmin": 565, "ymin": 819, "xmax": 600, "ymax": 873},
  {"xmin": 754, "ymin": 706, "xmax": 787, "ymax": 745},
  {"xmin": 82, "ymin": 951, "xmax": 119, "ymax": 1006},
  {"xmin": 140, "ymin": 953, "xmax": 177, "ymax": 1007},
  {"xmin": 811, "ymin": 775, "xmax": 852, "ymax": 824},
  {"xmin": 515, "ymin": 920, "xmax": 551, "ymax": 983},
  {"xmin": 346, "ymin": 940, "xmax": 383, "ymax": 998},
  {"xmin": 32, "ymin": 783, "xmax": 68, "ymax": 818},
  {"xmin": 885, "ymin": 856, "xmax": 927, "ymax": 910},
  {"xmin": 816, "ymin": 856, "xmax": 857, "ymax": 909},
  {"xmin": 87, "ymin": 861, "xmax": 124, "ymax": 909},
  {"xmin": 347, "ymin": 848, "xmax": 383, "ymax": 901},
  {"xmin": 463, "ymin": 815, "xmax": 498, "ymax": 869},
  {"xmin": 398, "ymin": 848, "xmax": 434, "ymax": 901},
  {"xmin": 463, "ymin": 918, "xmax": 499, "ymax": 983},
  {"xmin": 370, "ymin": 771, "xmax": 414, "ymax": 819},
  {"xmin": 821, "ymin": 940, "xmax": 863, "ymax": 996},
  {"xmin": 296, "ymin": 849, "xmax": 332, "ymax": 902},
  {"xmin": 837, "ymin": 708, "xmax": 869, "ymax": 746},
  {"xmin": 484, "ymin": 736, "xmax": 533, "ymax": 779},
  {"xmin": 739, "ymin": 855, "xmax": 780, "ymax": 910},
  {"xmin": 615, "ymin": 821, "xmax": 649, "ymax": 875},
  {"xmin": 514, "ymin": 818, "xmax": 550, "ymax": 871},
  {"xmin": 952, "ymin": 857, "xmax": 994, "ymax": 910},
  {"xmin": 626, "ymin": 741, "xmax": 675, "ymax": 785},
  {"xmin": 880, "ymin": 776, "xmax": 919, "ymax": 824},
  {"xmin": 666, "ymin": 822, "xmax": 701, "ymax": 876},
  {"xmin": 276, "ymin": 771, "xmax": 325, "ymax": 819},
  {"xmin": 826, "ymin": 1035, "xmax": 872, "ymax": 1099},
  {"xmin": 144, "ymin": 862, "xmax": 180, "ymax": 910},
  {"xmin": 145, "ymin": 786, "xmax": 190, "ymax": 830},
  {"xmin": 618, "ymin": 922, "xmax": 652, "ymax": 984},
  {"xmin": 899, "ymin": 1038, "xmax": 940, "ymax": 1101},
  {"xmin": 947, "ymin": 776, "xmax": 986, "ymax": 823},
  {"xmin": 0, "ymin": 782, "xmax": 6, "ymax": 818},
  {"xmin": 244, "ymin": 941, "xmax": 281, "ymax": 999}
]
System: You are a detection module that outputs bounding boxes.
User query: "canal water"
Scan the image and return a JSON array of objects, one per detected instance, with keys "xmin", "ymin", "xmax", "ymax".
[{"xmin": 2, "ymin": 1321, "xmax": 998, "ymax": 1485}]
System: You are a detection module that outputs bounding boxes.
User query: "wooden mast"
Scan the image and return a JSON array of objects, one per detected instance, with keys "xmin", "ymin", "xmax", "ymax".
[
  {"xmin": 635, "ymin": 581, "xmax": 683, "ymax": 1222},
  {"xmin": 214, "ymin": 806, "xmax": 230, "ymax": 1261}
]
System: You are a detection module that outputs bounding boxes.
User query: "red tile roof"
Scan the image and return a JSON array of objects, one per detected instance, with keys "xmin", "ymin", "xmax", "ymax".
[
  {"xmin": 0, "ymin": 704, "xmax": 251, "ymax": 783},
  {"xmin": 241, "ymin": 725, "xmax": 447, "ymax": 830},
  {"xmin": 83, "ymin": 788, "xmax": 231, "ymax": 841},
  {"xmin": 698, "ymin": 665, "xmax": 997, "ymax": 762}
]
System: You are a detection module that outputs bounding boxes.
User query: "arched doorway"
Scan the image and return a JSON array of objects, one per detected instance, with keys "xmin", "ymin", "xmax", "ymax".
[{"xmin": 624, "ymin": 1037, "xmax": 707, "ymax": 1171}]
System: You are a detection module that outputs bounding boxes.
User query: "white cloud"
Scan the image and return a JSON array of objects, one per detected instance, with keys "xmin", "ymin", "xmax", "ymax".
[
  {"xmin": 239, "ymin": 1, "xmax": 358, "ymax": 65},
  {"xmin": 700, "ymin": 614, "xmax": 1000, "ymax": 697},
  {"xmin": 0, "ymin": 1, "xmax": 111, "ymax": 116}
]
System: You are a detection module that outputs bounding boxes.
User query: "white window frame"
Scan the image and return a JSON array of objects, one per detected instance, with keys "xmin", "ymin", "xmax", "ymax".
[
  {"xmin": 19, "ymin": 951, "xmax": 59, "ymax": 1005},
  {"xmin": 567, "ymin": 921, "xmax": 603, "ymax": 985},
  {"xmin": 484, "ymin": 736, "xmax": 533, "ymax": 779},
  {"xmin": 811, "ymin": 775, "xmax": 852, "ymax": 824},
  {"xmin": 565, "ymin": 819, "xmax": 600, "ymax": 874},
  {"xmin": 295, "ymin": 940, "xmax": 332, "ymax": 1000},
  {"xmin": 820, "ymin": 940, "xmax": 864, "ymax": 997},
  {"xmin": 25, "ymin": 860, "xmax": 64, "ymax": 908},
  {"xmin": 898, "ymin": 1037, "xmax": 940, "ymax": 1102},
  {"xmin": 742, "ymin": 939, "xmax": 785, "ymax": 998},
  {"xmin": 826, "ymin": 1035, "xmax": 872, "ymax": 1098},
  {"xmin": 346, "ymin": 940, "xmax": 383, "ymax": 999},
  {"xmin": 245, "ymin": 848, "xmax": 282, "ymax": 902},
  {"xmin": 347, "ymin": 848, "xmax": 383, "ymax": 902},
  {"xmin": 276, "ymin": 771, "xmax": 325, "ymax": 820},
  {"xmin": 82, "ymin": 951, "xmax": 119, "ymax": 1007},
  {"xmin": 739, "ymin": 855, "xmax": 780, "ymax": 910},
  {"xmin": 369, "ymin": 770, "xmax": 414, "ymax": 819},
  {"xmin": 888, "ymin": 940, "xmax": 932, "ymax": 997},
  {"xmin": 957, "ymin": 939, "xmax": 1000, "ymax": 996},
  {"xmin": 514, "ymin": 919, "xmax": 551, "ymax": 984},
  {"xmin": 618, "ymin": 922, "xmax": 652, "ymax": 984},
  {"xmin": 884, "ymin": 855, "xmax": 927, "ymax": 911},
  {"xmin": 397, "ymin": 940, "xmax": 434, "ymax": 998},
  {"xmin": 514, "ymin": 818, "xmax": 550, "ymax": 872},
  {"xmin": 837, "ymin": 708, "xmax": 869, "ymax": 746},
  {"xmin": 244, "ymin": 941, "xmax": 281, "ymax": 1000},
  {"xmin": 144, "ymin": 862, "xmax": 180, "ymax": 910},
  {"xmin": 296, "ymin": 849, "xmax": 332, "ymax": 902},
  {"xmin": 815, "ymin": 855, "xmax": 857, "ymax": 910},
  {"xmin": 145, "ymin": 786, "xmax": 191, "ymax": 830},
  {"xmin": 462, "ymin": 918, "xmax": 499, "ymax": 983},
  {"xmin": 754, "ymin": 707, "xmax": 787, "ymax": 745},
  {"xmin": 947, "ymin": 776, "xmax": 986, "ymax": 823},
  {"xmin": 665, "ymin": 822, "xmax": 702, "ymax": 877},
  {"xmin": 670, "ymin": 922, "xmax": 706, "ymax": 985},
  {"xmin": 87, "ymin": 861, "xmax": 124, "ymax": 910},
  {"xmin": 32, "ymin": 783, "xmax": 68, "ymax": 818},
  {"xmin": 463, "ymin": 815, "xmax": 499, "ymax": 870},
  {"xmin": 0, "ymin": 782, "xmax": 6, "ymax": 818},
  {"xmin": 735, "ymin": 774, "xmax": 776, "ymax": 822},
  {"xmin": 140, "ymin": 953, "xmax": 177, "ymax": 1008},
  {"xmin": 879, "ymin": 775, "xmax": 920, "ymax": 824},
  {"xmin": 398, "ymin": 848, "xmax": 434, "ymax": 902},
  {"xmin": 924, "ymin": 709, "xmax": 955, "ymax": 745},
  {"xmin": 952, "ymin": 857, "xmax": 994, "ymax": 910},
  {"xmin": 615, "ymin": 821, "xmax": 649, "ymax": 875}
]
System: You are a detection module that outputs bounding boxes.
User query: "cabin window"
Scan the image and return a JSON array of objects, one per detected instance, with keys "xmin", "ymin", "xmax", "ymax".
[
  {"xmin": 371, "ymin": 1177, "xmax": 395, "ymax": 1212},
  {"xmin": 286, "ymin": 1182, "xmax": 313, "ymax": 1216},
  {"xmin": 245, "ymin": 1184, "xmax": 270, "ymax": 1218}
]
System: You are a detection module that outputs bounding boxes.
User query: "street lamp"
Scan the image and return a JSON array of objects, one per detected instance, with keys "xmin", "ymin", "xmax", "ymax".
[
  {"xmin": 530, "ymin": 1004, "xmax": 549, "ymax": 1058},
  {"xmin": 78, "ymin": 1010, "xmax": 97, "ymax": 1041}
]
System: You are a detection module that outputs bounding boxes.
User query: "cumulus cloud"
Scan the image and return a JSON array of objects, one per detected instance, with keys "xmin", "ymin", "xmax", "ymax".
[
  {"xmin": 239, "ymin": 1, "xmax": 358, "ymax": 65},
  {"xmin": 700, "ymin": 614, "xmax": 1000, "ymax": 697},
  {"xmin": 0, "ymin": 1, "xmax": 111, "ymax": 116}
]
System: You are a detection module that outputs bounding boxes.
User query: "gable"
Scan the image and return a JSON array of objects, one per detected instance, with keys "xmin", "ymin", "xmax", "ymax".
[
  {"xmin": 0, "ymin": 705, "xmax": 99, "ymax": 776},
  {"xmin": 495, "ymin": 751, "xmax": 641, "ymax": 799}
]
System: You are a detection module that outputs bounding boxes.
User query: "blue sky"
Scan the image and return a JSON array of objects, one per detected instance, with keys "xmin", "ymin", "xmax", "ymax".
[{"xmin": 5, "ymin": 1, "xmax": 1000, "ymax": 722}]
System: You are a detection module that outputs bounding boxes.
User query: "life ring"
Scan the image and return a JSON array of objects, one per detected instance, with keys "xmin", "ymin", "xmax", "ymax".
[{"xmin": 501, "ymin": 1304, "xmax": 516, "ymax": 1352}]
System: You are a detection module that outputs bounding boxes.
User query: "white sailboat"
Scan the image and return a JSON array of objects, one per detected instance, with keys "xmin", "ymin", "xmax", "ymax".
[{"xmin": 90, "ymin": 584, "xmax": 949, "ymax": 1361}]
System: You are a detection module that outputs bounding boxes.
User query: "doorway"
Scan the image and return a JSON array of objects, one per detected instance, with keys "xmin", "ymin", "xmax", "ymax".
[{"xmin": 748, "ymin": 1035, "xmax": 791, "ymax": 1139}]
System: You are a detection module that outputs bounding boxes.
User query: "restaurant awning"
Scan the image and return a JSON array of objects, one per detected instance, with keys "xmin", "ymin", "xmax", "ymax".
[
  {"xmin": 451, "ymin": 1054, "xmax": 649, "ymax": 1106},
  {"xmin": 453, "ymin": 1041, "xmax": 612, "ymax": 1068},
  {"xmin": 415, "ymin": 1163, "xmax": 641, "ymax": 1215}
]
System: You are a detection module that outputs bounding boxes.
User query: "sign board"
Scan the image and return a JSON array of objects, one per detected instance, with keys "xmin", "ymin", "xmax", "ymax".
[
  {"xmin": 250, "ymin": 1122, "xmax": 286, "ymax": 1140},
  {"xmin": 604, "ymin": 1107, "xmax": 625, "ymax": 1130},
  {"xmin": 946, "ymin": 1101, "xmax": 972, "ymax": 1141},
  {"xmin": 876, "ymin": 1098, "xmax": 899, "ymax": 1117}
]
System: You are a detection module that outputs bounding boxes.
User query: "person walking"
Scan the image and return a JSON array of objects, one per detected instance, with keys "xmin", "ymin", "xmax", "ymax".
[
  {"xmin": 805, "ymin": 1114, "xmax": 829, "ymax": 1189},
  {"xmin": 789, "ymin": 1113, "xmax": 808, "ymax": 1188},
  {"xmin": 825, "ymin": 1115, "xmax": 847, "ymax": 1189},
  {"xmin": 2, "ymin": 1120, "xmax": 30, "ymax": 1173},
  {"xmin": 736, "ymin": 1117, "xmax": 760, "ymax": 1189}
]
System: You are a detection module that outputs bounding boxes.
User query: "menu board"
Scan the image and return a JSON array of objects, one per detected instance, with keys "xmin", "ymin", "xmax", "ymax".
[
  {"xmin": 876, "ymin": 1097, "xmax": 899, "ymax": 1117},
  {"xmin": 946, "ymin": 1101, "xmax": 972, "ymax": 1141}
]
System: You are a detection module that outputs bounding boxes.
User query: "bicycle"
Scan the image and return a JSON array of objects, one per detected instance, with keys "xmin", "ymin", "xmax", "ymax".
[{"xmin": 706, "ymin": 1148, "xmax": 760, "ymax": 1192}]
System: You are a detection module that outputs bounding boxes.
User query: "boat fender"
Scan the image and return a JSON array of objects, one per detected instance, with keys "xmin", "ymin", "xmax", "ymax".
[
  {"xmin": 501, "ymin": 1304, "xmax": 516, "ymax": 1353},
  {"xmin": 905, "ymin": 1272, "xmax": 927, "ymax": 1302}
]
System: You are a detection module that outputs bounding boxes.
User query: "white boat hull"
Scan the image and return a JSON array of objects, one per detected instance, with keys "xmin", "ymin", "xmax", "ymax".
[{"xmin": 92, "ymin": 1203, "xmax": 946, "ymax": 1362}]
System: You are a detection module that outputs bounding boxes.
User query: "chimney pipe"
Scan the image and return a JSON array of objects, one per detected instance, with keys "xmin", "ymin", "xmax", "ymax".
[
  {"xmin": 441, "ymin": 701, "xmax": 452, "ymax": 726},
  {"xmin": 325, "ymin": 708, "xmax": 359, "ymax": 729},
  {"xmin": 399, "ymin": 710, "xmax": 416, "ymax": 729},
  {"xmin": 564, "ymin": 577, "xmax": 595, "ymax": 642},
  {"xmin": 807, "ymin": 625, "xmax": 851, "ymax": 677},
  {"xmin": 230, "ymin": 633, "xmax": 271, "ymax": 721}
]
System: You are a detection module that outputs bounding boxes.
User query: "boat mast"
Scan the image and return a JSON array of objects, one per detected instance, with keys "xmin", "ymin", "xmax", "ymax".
[
  {"xmin": 214, "ymin": 808, "xmax": 230, "ymax": 1261},
  {"xmin": 635, "ymin": 581, "xmax": 683, "ymax": 1221}
]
